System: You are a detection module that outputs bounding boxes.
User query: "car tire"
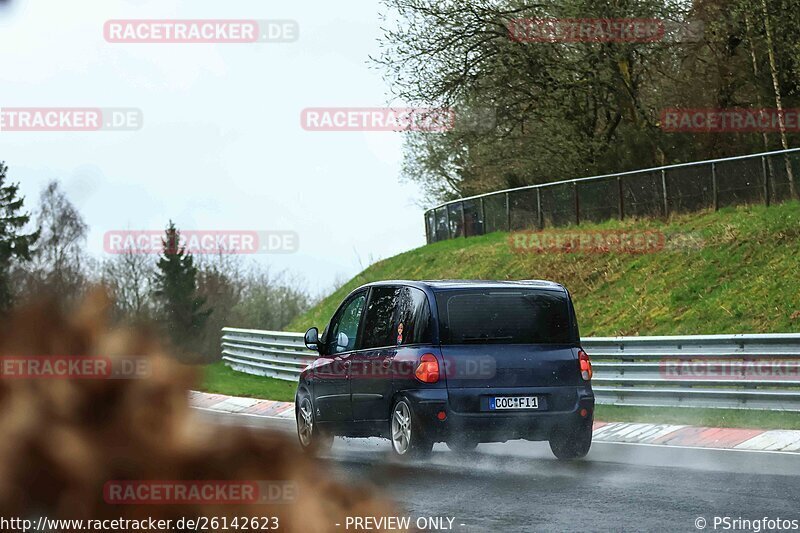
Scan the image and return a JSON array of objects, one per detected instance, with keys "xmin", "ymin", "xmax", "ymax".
[
  {"xmin": 549, "ymin": 423, "xmax": 592, "ymax": 460},
  {"xmin": 390, "ymin": 397, "xmax": 433, "ymax": 458},
  {"xmin": 296, "ymin": 394, "xmax": 333, "ymax": 455},
  {"xmin": 446, "ymin": 438, "xmax": 479, "ymax": 453}
]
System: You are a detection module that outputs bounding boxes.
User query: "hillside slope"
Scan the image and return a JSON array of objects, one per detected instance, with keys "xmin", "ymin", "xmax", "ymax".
[{"xmin": 290, "ymin": 202, "xmax": 800, "ymax": 336}]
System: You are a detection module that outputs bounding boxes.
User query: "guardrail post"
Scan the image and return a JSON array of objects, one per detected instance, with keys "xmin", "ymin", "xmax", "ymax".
[
  {"xmin": 479, "ymin": 197, "xmax": 486, "ymax": 235},
  {"xmin": 536, "ymin": 188, "xmax": 543, "ymax": 229},
  {"xmin": 762, "ymin": 155, "xmax": 771, "ymax": 207},
  {"xmin": 460, "ymin": 201, "xmax": 467, "ymax": 238},
  {"xmin": 505, "ymin": 192, "xmax": 511, "ymax": 232},
  {"xmin": 617, "ymin": 177, "xmax": 624, "ymax": 220},
  {"xmin": 424, "ymin": 211, "xmax": 430, "ymax": 244},
  {"xmin": 445, "ymin": 206, "xmax": 452, "ymax": 239},
  {"xmin": 574, "ymin": 182, "xmax": 580, "ymax": 225},
  {"xmin": 712, "ymin": 162, "xmax": 719, "ymax": 211},
  {"xmin": 661, "ymin": 169, "xmax": 669, "ymax": 217}
]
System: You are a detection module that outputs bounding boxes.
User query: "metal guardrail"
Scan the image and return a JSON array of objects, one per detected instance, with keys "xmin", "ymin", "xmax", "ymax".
[
  {"xmin": 424, "ymin": 147, "xmax": 800, "ymax": 243},
  {"xmin": 583, "ymin": 334, "xmax": 800, "ymax": 411},
  {"xmin": 222, "ymin": 328, "xmax": 800, "ymax": 411},
  {"xmin": 221, "ymin": 328, "xmax": 316, "ymax": 381}
]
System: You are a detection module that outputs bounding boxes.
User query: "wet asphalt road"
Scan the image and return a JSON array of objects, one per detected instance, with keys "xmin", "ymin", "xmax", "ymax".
[{"xmin": 200, "ymin": 410, "xmax": 800, "ymax": 533}]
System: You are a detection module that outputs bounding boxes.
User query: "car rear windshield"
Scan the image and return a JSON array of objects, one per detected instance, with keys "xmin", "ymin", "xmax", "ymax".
[{"xmin": 435, "ymin": 288, "xmax": 578, "ymax": 345}]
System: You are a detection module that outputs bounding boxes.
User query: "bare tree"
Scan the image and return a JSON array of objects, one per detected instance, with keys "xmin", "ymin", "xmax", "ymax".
[
  {"xmin": 192, "ymin": 254, "xmax": 312, "ymax": 361},
  {"xmin": 18, "ymin": 181, "xmax": 89, "ymax": 305},
  {"xmin": 101, "ymin": 250, "xmax": 156, "ymax": 321},
  {"xmin": 759, "ymin": 0, "xmax": 797, "ymax": 198},
  {"xmin": 231, "ymin": 265, "xmax": 311, "ymax": 332}
]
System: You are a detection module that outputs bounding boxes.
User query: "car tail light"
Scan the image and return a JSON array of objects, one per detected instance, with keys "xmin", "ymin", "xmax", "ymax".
[
  {"xmin": 579, "ymin": 349, "xmax": 592, "ymax": 381},
  {"xmin": 415, "ymin": 353, "xmax": 440, "ymax": 383}
]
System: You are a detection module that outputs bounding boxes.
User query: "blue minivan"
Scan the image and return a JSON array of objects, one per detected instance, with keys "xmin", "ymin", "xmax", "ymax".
[{"xmin": 296, "ymin": 280, "xmax": 594, "ymax": 460}]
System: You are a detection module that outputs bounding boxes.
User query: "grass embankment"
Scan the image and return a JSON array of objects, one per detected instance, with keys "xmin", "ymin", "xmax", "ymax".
[
  {"xmin": 200, "ymin": 362, "xmax": 296, "ymax": 402},
  {"xmin": 288, "ymin": 202, "xmax": 800, "ymax": 335},
  {"xmin": 202, "ymin": 202, "xmax": 800, "ymax": 428}
]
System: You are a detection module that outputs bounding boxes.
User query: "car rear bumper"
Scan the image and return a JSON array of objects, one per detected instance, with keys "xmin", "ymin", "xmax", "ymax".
[{"xmin": 403, "ymin": 386, "xmax": 594, "ymax": 443}]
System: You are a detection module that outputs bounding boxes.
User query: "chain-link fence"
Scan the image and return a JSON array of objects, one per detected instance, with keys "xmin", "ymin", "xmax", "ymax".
[{"xmin": 425, "ymin": 148, "xmax": 800, "ymax": 243}]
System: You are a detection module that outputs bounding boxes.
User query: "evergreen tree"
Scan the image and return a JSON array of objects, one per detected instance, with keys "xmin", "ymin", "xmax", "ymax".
[
  {"xmin": 153, "ymin": 221, "xmax": 212, "ymax": 352},
  {"xmin": 0, "ymin": 162, "xmax": 40, "ymax": 312}
]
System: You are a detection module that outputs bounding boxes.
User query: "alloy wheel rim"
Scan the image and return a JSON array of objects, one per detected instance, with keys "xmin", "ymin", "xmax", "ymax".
[
  {"xmin": 298, "ymin": 398, "xmax": 314, "ymax": 447},
  {"xmin": 391, "ymin": 402, "xmax": 412, "ymax": 454}
]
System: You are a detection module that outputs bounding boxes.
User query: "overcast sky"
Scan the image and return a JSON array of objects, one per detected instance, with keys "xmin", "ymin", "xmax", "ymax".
[{"xmin": 0, "ymin": 0, "xmax": 427, "ymax": 295}]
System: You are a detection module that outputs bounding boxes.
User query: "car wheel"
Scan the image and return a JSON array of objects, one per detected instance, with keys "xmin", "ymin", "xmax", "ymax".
[
  {"xmin": 549, "ymin": 423, "xmax": 592, "ymax": 460},
  {"xmin": 446, "ymin": 438, "xmax": 479, "ymax": 453},
  {"xmin": 296, "ymin": 395, "xmax": 332, "ymax": 455},
  {"xmin": 390, "ymin": 398, "xmax": 432, "ymax": 458}
]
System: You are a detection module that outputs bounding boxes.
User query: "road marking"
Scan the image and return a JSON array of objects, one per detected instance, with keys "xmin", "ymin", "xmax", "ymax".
[{"xmin": 194, "ymin": 406, "xmax": 294, "ymax": 422}]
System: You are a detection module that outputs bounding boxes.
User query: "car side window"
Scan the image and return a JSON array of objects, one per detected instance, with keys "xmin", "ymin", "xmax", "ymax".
[
  {"xmin": 361, "ymin": 287, "xmax": 400, "ymax": 349},
  {"xmin": 326, "ymin": 292, "xmax": 367, "ymax": 354},
  {"xmin": 395, "ymin": 287, "xmax": 432, "ymax": 345}
]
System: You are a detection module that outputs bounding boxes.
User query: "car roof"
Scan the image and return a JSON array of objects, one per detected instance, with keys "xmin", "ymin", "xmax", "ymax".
[{"xmin": 359, "ymin": 279, "xmax": 566, "ymax": 292}]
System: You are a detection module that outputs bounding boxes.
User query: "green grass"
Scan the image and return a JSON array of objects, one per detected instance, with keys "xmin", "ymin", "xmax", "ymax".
[
  {"xmin": 596, "ymin": 405, "xmax": 800, "ymax": 430},
  {"xmin": 289, "ymin": 201, "xmax": 800, "ymax": 336},
  {"xmin": 199, "ymin": 362, "xmax": 296, "ymax": 402}
]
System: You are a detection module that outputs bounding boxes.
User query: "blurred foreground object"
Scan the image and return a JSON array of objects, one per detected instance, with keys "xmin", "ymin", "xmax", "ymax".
[
  {"xmin": 0, "ymin": 289, "xmax": 398, "ymax": 532},
  {"xmin": 0, "ymin": 0, "xmax": 17, "ymax": 18}
]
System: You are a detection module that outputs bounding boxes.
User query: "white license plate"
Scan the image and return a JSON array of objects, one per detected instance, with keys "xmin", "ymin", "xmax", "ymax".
[{"xmin": 489, "ymin": 396, "xmax": 539, "ymax": 410}]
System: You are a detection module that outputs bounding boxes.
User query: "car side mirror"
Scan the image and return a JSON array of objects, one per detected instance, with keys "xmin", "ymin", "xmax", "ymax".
[
  {"xmin": 304, "ymin": 327, "xmax": 320, "ymax": 352},
  {"xmin": 336, "ymin": 332, "xmax": 349, "ymax": 349}
]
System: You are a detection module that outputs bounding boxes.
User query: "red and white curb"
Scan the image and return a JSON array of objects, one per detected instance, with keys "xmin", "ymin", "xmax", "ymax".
[
  {"xmin": 592, "ymin": 421, "xmax": 800, "ymax": 452},
  {"xmin": 190, "ymin": 391, "xmax": 294, "ymax": 419},
  {"xmin": 191, "ymin": 391, "xmax": 800, "ymax": 452}
]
